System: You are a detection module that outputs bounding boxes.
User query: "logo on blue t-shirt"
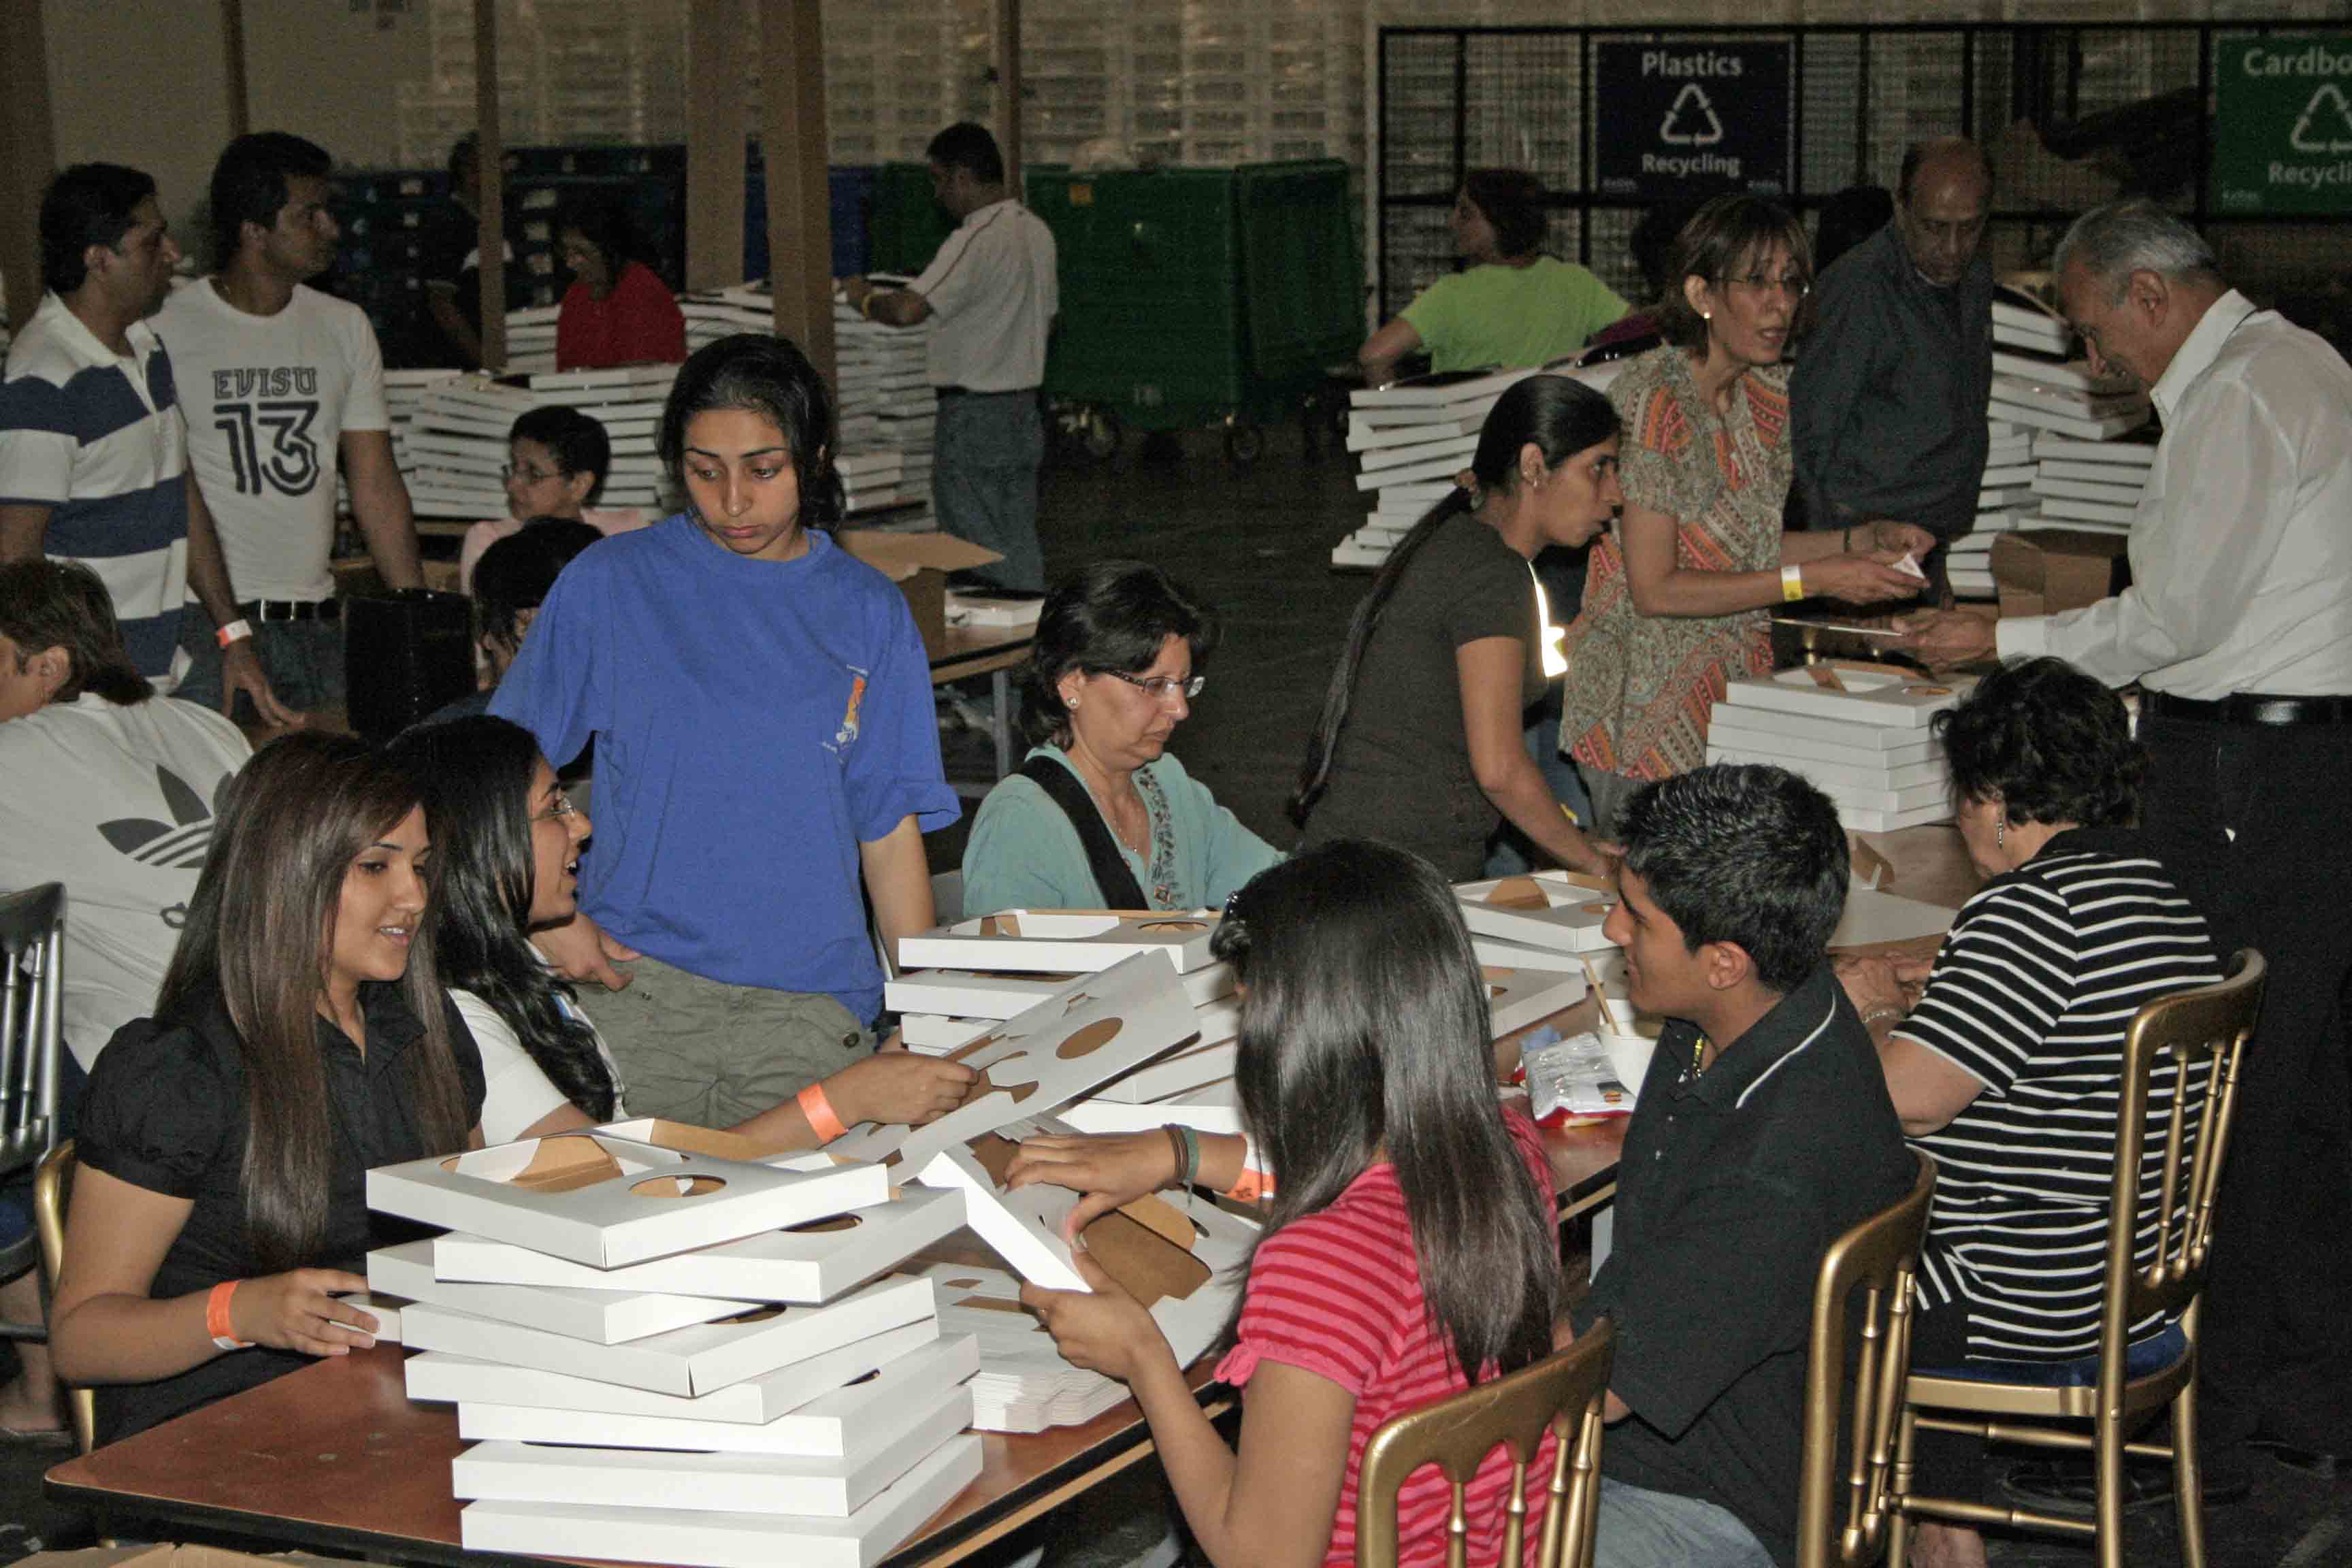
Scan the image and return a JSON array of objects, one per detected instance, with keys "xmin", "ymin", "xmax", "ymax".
[{"xmin": 830, "ymin": 666, "xmax": 870, "ymax": 752}]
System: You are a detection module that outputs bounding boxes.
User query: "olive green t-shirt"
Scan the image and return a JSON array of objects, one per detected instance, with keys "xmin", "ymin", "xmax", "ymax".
[{"xmin": 1401, "ymin": 257, "xmax": 1631, "ymax": 374}]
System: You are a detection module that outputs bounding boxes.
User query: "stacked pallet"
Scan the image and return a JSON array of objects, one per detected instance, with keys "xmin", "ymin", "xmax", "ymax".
[
  {"xmin": 1705, "ymin": 666, "xmax": 1970, "ymax": 833},
  {"xmin": 396, "ymin": 365, "xmax": 676, "ymax": 521},
  {"xmin": 369, "ymin": 1122, "xmax": 982, "ymax": 1567}
]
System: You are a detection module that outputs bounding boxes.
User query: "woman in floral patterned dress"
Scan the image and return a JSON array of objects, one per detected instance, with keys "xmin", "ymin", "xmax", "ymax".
[{"xmin": 1561, "ymin": 195, "xmax": 1934, "ymax": 835}]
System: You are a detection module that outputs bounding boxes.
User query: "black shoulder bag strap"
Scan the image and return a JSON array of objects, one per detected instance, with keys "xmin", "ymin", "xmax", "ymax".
[{"xmin": 1019, "ymin": 755, "xmax": 1151, "ymax": 910}]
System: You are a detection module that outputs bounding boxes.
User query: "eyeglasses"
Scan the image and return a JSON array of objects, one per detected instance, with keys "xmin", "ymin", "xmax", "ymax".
[
  {"xmin": 1098, "ymin": 669, "xmax": 1205, "ymax": 702},
  {"xmin": 1723, "ymin": 271, "xmax": 1810, "ymax": 299},
  {"xmin": 532, "ymin": 789, "xmax": 581, "ymax": 823},
  {"xmin": 501, "ymin": 463, "xmax": 565, "ymax": 485}
]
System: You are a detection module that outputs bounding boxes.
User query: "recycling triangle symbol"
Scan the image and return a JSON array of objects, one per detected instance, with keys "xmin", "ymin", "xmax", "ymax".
[
  {"xmin": 2289, "ymin": 83, "xmax": 2352, "ymax": 154},
  {"xmin": 1661, "ymin": 83, "xmax": 1725, "ymax": 148}
]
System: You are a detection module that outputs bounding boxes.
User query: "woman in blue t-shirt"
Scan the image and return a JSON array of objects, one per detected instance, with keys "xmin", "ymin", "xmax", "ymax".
[{"xmin": 494, "ymin": 333, "xmax": 962, "ymax": 1131}]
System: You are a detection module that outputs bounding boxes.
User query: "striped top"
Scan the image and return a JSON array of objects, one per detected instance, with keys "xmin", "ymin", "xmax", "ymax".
[
  {"xmin": 0, "ymin": 293, "xmax": 189, "ymax": 683},
  {"xmin": 1213, "ymin": 1109, "xmax": 1555, "ymax": 1567},
  {"xmin": 1899, "ymin": 828, "xmax": 2221, "ymax": 1360}
]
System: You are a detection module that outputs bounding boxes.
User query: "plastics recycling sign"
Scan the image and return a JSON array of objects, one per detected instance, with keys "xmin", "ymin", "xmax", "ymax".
[
  {"xmin": 2212, "ymin": 35, "xmax": 2352, "ymax": 214},
  {"xmin": 1594, "ymin": 41, "xmax": 1793, "ymax": 202}
]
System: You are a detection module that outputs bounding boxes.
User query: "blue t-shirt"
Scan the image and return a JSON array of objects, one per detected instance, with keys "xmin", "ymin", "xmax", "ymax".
[{"xmin": 490, "ymin": 518, "xmax": 960, "ymax": 1019}]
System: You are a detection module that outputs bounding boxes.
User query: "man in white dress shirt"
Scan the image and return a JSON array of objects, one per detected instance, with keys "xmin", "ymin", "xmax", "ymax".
[
  {"xmin": 1906, "ymin": 199, "xmax": 2352, "ymax": 1480},
  {"xmin": 839, "ymin": 123, "xmax": 1058, "ymax": 591}
]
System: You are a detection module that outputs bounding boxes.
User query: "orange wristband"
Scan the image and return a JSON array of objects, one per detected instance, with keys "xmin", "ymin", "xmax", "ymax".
[
  {"xmin": 206, "ymin": 1279, "xmax": 250, "ymax": 1350},
  {"xmin": 1224, "ymin": 1166, "xmax": 1273, "ymax": 1203},
  {"xmin": 798, "ymin": 1081, "xmax": 848, "ymax": 1143}
]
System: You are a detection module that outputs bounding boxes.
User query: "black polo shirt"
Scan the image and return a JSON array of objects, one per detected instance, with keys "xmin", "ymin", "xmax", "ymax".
[
  {"xmin": 1570, "ymin": 965, "xmax": 1911, "ymax": 1567},
  {"xmin": 79, "ymin": 979, "xmax": 486, "ymax": 1443}
]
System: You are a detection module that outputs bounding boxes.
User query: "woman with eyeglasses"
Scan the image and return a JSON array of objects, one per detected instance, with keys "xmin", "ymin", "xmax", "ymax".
[
  {"xmin": 1558, "ymin": 195, "xmax": 1935, "ymax": 838},
  {"xmin": 389, "ymin": 716, "xmax": 976, "ymax": 1143},
  {"xmin": 962, "ymin": 561, "xmax": 1281, "ymax": 916}
]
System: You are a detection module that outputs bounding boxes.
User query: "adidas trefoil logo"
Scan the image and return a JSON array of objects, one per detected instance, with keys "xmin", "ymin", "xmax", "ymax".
[{"xmin": 98, "ymin": 765, "xmax": 222, "ymax": 871}]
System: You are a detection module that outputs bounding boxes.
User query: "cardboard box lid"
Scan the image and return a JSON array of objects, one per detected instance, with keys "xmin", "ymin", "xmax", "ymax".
[
  {"xmin": 1991, "ymin": 528, "xmax": 2131, "ymax": 612},
  {"xmin": 827, "ymin": 952, "xmax": 1202, "ymax": 1171},
  {"xmin": 837, "ymin": 529, "xmax": 1000, "ymax": 583}
]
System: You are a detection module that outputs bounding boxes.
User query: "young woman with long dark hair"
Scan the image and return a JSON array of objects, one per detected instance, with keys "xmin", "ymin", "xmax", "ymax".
[
  {"xmin": 495, "ymin": 333, "xmax": 962, "ymax": 1133},
  {"xmin": 50, "ymin": 734, "xmax": 487, "ymax": 1443},
  {"xmin": 1016, "ymin": 842, "xmax": 1563, "ymax": 1566},
  {"xmin": 389, "ymin": 715, "xmax": 974, "ymax": 1143},
  {"xmin": 1292, "ymin": 373, "xmax": 1622, "ymax": 880}
]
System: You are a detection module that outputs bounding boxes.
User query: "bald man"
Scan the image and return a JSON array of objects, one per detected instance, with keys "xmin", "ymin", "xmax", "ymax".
[{"xmin": 1791, "ymin": 139, "xmax": 1995, "ymax": 586}]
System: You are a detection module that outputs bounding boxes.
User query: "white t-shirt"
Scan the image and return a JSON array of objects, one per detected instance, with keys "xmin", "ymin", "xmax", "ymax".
[
  {"xmin": 155, "ymin": 280, "xmax": 391, "ymax": 602},
  {"xmin": 0, "ymin": 693, "xmax": 250, "ymax": 1069},
  {"xmin": 912, "ymin": 199, "xmax": 1058, "ymax": 393},
  {"xmin": 451, "ymin": 984, "xmax": 627, "ymax": 1143}
]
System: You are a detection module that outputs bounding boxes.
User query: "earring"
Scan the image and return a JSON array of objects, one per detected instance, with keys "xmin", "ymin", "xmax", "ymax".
[
  {"xmin": 1701, "ymin": 310, "xmax": 1712, "ymax": 321},
  {"xmin": 1996, "ymin": 817, "xmax": 2006, "ymax": 847},
  {"xmin": 1065, "ymin": 696, "xmax": 1079, "ymax": 710}
]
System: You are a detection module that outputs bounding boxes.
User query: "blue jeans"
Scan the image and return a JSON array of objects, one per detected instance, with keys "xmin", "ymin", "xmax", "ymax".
[
  {"xmin": 933, "ymin": 389, "xmax": 1045, "ymax": 592},
  {"xmin": 1595, "ymin": 1479, "xmax": 1774, "ymax": 1568},
  {"xmin": 176, "ymin": 612, "xmax": 345, "ymax": 720}
]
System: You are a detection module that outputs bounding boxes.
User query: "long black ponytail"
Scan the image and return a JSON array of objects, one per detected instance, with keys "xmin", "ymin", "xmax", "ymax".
[{"xmin": 1290, "ymin": 374, "xmax": 1620, "ymax": 826}]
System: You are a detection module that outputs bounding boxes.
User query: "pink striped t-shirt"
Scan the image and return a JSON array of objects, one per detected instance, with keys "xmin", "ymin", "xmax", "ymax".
[{"xmin": 1213, "ymin": 1109, "xmax": 1558, "ymax": 1567}]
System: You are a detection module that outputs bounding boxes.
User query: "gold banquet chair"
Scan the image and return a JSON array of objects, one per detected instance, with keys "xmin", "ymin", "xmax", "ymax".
[
  {"xmin": 1797, "ymin": 1149, "xmax": 1936, "ymax": 1568},
  {"xmin": 1354, "ymin": 1322, "xmax": 1615, "ymax": 1568},
  {"xmin": 34, "ymin": 1141, "xmax": 93, "ymax": 1456},
  {"xmin": 1888, "ymin": 949, "xmax": 2265, "ymax": 1568}
]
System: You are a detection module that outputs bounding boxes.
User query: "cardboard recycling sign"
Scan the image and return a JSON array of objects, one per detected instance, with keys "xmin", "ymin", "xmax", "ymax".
[{"xmin": 2212, "ymin": 35, "xmax": 2352, "ymax": 214}]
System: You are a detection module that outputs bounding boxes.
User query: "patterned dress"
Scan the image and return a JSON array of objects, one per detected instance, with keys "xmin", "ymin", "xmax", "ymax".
[{"xmin": 1561, "ymin": 346, "xmax": 1791, "ymax": 781}]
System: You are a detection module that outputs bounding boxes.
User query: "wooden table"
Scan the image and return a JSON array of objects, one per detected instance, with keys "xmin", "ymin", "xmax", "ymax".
[
  {"xmin": 46, "ymin": 827, "xmax": 1970, "ymax": 1565},
  {"xmin": 929, "ymin": 623, "xmax": 1036, "ymax": 788}
]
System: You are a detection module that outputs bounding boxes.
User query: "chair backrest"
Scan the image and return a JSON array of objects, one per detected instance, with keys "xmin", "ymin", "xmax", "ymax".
[
  {"xmin": 1797, "ymin": 1149, "xmax": 1937, "ymax": 1568},
  {"xmin": 0, "ymin": 884, "xmax": 65, "ymax": 1181},
  {"xmin": 35, "ymin": 1139, "xmax": 93, "ymax": 1455},
  {"xmin": 2100, "ymin": 948, "xmax": 2264, "ymax": 1390},
  {"xmin": 1354, "ymin": 1322, "xmax": 1615, "ymax": 1568}
]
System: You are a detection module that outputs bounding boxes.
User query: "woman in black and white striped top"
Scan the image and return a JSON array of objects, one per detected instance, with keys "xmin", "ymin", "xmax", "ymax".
[{"xmin": 1838, "ymin": 657, "xmax": 2222, "ymax": 1551}]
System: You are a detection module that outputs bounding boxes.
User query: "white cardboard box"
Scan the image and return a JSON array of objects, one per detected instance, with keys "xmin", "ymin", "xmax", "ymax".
[
  {"xmin": 1714, "ymin": 666, "xmax": 1972, "ymax": 730},
  {"xmin": 1705, "ymin": 717, "xmax": 1942, "ymax": 770},
  {"xmin": 898, "ymin": 1013, "xmax": 994, "ymax": 1052},
  {"xmin": 917, "ymin": 1145, "xmax": 1085, "ymax": 1291},
  {"xmin": 1705, "ymin": 704, "xmax": 1944, "ymax": 755},
  {"xmin": 369, "ymin": 1240, "xmax": 753, "ymax": 1344},
  {"xmin": 830, "ymin": 954, "xmax": 1200, "ymax": 1171},
  {"xmin": 457, "ymin": 1432, "xmax": 984, "ymax": 1568},
  {"xmin": 399, "ymin": 1274, "xmax": 934, "ymax": 1397},
  {"xmin": 455, "ymin": 1335, "xmax": 979, "ymax": 1458},
  {"xmin": 1061, "ymin": 1078, "xmax": 1244, "ymax": 1137},
  {"xmin": 1088, "ymin": 1033, "xmax": 1237, "ymax": 1103},
  {"xmin": 431, "ymin": 1184, "xmax": 968, "ymax": 1305},
  {"xmin": 1455, "ymin": 872, "xmax": 1616, "ymax": 953},
  {"xmin": 897, "ymin": 911, "xmax": 1220, "ymax": 975},
  {"xmin": 404, "ymin": 1318, "xmax": 941, "ymax": 1425},
  {"xmin": 368, "ymin": 1122, "xmax": 889, "ymax": 1268},
  {"xmin": 1484, "ymin": 965, "xmax": 1591, "ymax": 1039},
  {"xmin": 887, "ymin": 962, "xmax": 1234, "ymax": 1020}
]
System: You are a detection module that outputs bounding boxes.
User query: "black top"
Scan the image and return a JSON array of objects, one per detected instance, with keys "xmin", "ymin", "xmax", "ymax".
[
  {"xmin": 1300, "ymin": 510, "xmax": 1547, "ymax": 880},
  {"xmin": 1790, "ymin": 223, "xmax": 1995, "ymax": 542},
  {"xmin": 78, "ymin": 981, "xmax": 486, "ymax": 1443},
  {"xmin": 1571, "ymin": 966, "xmax": 1912, "ymax": 1567}
]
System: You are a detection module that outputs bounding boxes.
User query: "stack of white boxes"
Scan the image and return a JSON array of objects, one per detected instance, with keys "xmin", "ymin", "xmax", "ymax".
[
  {"xmin": 1705, "ymin": 666, "xmax": 1972, "ymax": 833},
  {"xmin": 502, "ymin": 305, "xmax": 561, "ymax": 376},
  {"xmin": 1335, "ymin": 359, "xmax": 1620, "ymax": 570},
  {"xmin": 368, "ymin": 1122, "xmax": 983, "ymax": 1567},
  {"xmin": 1955, "ymin": 294, "xmax": 2153, "ymax": 598},
  {"xmin": 674, "ymin": 280, "xmax": 936, "ymax": 526},
  {"xmin": 396, "ymin": 365, "xmax": 676, "ymax": 521}
]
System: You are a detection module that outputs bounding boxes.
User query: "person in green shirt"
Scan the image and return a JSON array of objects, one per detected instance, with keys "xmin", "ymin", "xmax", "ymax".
[
  {"xmin": 1358, "ymin": 169, "xmax": 1630, "ymax": 387},
  {"xmin": 962, "ymin": 561, "xmax": 1283, "ymax": 916}
]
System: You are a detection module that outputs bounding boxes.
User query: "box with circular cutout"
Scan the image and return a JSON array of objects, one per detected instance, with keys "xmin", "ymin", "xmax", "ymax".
[{"xmin": 895, "ymin": 909, "xmax": 1222, "ymax": 975}]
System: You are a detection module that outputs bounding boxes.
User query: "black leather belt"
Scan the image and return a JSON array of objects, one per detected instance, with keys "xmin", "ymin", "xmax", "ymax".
[
  {"xmin": 2141, "ymin": 688, "xmax": 2352, "ymax": 727},
  {"xmin": 240, "ymin": 598, "xmax": 340, "ymax": 623}
]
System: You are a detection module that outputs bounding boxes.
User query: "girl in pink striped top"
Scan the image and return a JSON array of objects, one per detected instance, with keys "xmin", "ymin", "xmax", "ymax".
[{"xmin": 1022, "ymin": 841, "xmax": 1563, "ymax": 1567}]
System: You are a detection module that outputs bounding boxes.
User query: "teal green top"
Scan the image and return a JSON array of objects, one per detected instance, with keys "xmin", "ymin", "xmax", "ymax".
[
  {"xmin": 1399, "ymin": 257, "xmax": 1631, "ymax": 374},
  {"xmin": 962, "ymin": 746, "xmax": 1286, "ymax": 916}
]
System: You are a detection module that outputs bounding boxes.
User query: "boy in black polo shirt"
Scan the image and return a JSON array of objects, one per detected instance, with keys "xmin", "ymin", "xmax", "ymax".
[{"xmin": 1563, "ymin": 764, "xmax": 1912, "ymax": 1568}]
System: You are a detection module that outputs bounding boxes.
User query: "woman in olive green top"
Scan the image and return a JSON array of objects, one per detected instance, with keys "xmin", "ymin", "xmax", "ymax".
[{"xmin": 962, "ymin": 563, "xmax": 1282, "ymax": 916}]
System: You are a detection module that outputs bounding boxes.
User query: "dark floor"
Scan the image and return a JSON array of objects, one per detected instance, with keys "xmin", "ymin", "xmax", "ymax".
[{"xmin": 5, "ymin": 423, "xmax": 2349, "ymax": 1564}]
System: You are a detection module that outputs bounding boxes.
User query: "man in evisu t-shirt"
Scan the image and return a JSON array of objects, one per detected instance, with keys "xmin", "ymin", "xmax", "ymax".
[{"xmin": 159, "ymin": 132, "xmax": 425, "ymax": 719}]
